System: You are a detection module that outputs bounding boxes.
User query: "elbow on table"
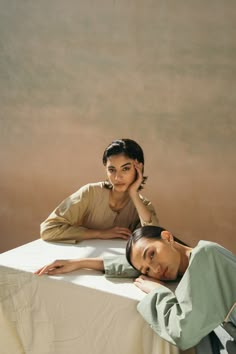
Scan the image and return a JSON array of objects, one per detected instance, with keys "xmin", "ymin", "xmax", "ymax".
[{"xmin": 40, "ymin": 224, "xmax": 57, "ymax": 242}]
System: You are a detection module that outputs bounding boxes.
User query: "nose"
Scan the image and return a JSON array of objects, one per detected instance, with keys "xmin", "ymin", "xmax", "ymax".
[
  {"xmin": 114, "ymin": 172, "xmax": 122, "ymax": 180},
  {"xmin": 146, "ymin": 261, "xmax": 161, "ymax": 275},
  {"xmin": 151, "ymin": 264, "xmax": 161, "ymax": 275}
]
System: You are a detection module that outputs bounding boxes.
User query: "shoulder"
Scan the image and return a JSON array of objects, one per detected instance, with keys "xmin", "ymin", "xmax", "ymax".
[
  {"xmin": 86, "ymin": 182, "xmax": 108, "ymax": 194},
  {"xmin": 195, "ymin": 240, "xmax": 230, "ymax": 253},
  {"xmin": 74, "ymin": 182, "xmax": 105, "ymax": 193},
  {"xmin": 190, "ymin": 240, "xmax": 235, "ymax": 264},
  {"xmin": 192, "ymin": 240, "xmax": 221, "ymax": 256},
  {"xmin": 71, "ymin": 182, "xmax": 107, "ymax": 200}
]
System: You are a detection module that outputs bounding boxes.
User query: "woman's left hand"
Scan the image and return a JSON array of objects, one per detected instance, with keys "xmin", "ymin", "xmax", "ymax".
[
  {"xmin": 134, "ymin": 275, "xmax": 164, "ymax": 293},
  {"xmin": 128, "ymin": 161, "xmax": 143, "ymax": 196}
]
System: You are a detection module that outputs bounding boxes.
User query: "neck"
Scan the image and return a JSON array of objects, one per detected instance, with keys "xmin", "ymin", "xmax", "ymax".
[
  {"xmin": 109, "ymin": 190, "xmax": 130, "ymax": 210},
  {"xmin": 110, "ymin": 189, "xmax": 129, "ymax": 202},
  {"xmin": 175, "ymin": 243, "xmax": 193, "ymax": 275}
]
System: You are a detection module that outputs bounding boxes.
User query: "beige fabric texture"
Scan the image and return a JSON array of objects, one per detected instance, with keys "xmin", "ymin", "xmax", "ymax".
[{"xmin": 40, "ymin": 182, "xmax": 159, "ymax": 242}]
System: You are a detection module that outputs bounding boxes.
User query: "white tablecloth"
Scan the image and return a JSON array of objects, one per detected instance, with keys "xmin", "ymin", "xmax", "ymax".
[{"xmin": 0, "ymin": 239, "xmax": 182, "ymax": 354}]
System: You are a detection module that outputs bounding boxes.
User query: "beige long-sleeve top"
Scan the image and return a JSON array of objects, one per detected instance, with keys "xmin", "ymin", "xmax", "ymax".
[{"xmin": 40, "ymin": 182, "xmax": 159, "ymax": 242}]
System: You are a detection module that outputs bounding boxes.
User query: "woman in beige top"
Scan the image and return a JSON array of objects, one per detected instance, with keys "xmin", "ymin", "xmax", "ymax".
[{"xmin": 40, "ymin": 138, "xmax": 159, "ymax": 243}]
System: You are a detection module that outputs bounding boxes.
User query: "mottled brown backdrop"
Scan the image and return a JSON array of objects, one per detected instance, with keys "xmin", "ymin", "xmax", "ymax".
[{"xmin": 1, "ymin": 0, "xmax": 235, "ymax": 253}]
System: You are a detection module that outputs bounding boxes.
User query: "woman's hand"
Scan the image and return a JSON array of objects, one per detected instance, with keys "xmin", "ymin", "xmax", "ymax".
[
  {"xmin": 128, "ymin": 161, "xmax": 144, "ymax": 197},
  {"xmin": 100, "ymin": 226, "xmax": 132, "ymax": 240},
  {"xmin": 127, "ymin": 160, "xmax": 153, "ymax": 225},
  {"xmin": 134, "ymin": 275, "xmax": 164, "ymax": 293},
  {"xmin": 34, "ymin": 259, "xmax": 82, "ymax": 276},
  {"xmin": 34, "ymin": 258, "xmax": 105, "ymax": 276}
]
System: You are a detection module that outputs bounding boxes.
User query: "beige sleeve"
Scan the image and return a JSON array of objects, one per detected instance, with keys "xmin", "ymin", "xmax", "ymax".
[
  {"xmin": 40, "ymin": 185, "xmax": 91, "ymax": 242},
  {"xmin": 139, "ymin": 196, "xmax": 159, "ymax": 226}
]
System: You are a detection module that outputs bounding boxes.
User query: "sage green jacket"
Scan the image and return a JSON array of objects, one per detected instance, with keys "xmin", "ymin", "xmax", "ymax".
[
  {"xmin": 104, "ymin": 241, "xmax": 236, "ymax": 350},
  {"xmin": 137, "ymin": 241, "xmax": 236, "ymax": 350}
]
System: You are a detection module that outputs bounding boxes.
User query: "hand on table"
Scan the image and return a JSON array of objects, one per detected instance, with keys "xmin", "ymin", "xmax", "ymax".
[
  {"xmin": 34, "ymin": 259, "xmax": 80, "ymax": 276},
  {"xmin": 101, "ymin": 226, "xmax": 132, "ymax": 240},
  {"xmin": 134, "ymin": 275, "xmax": 164, "ymax": 294}
]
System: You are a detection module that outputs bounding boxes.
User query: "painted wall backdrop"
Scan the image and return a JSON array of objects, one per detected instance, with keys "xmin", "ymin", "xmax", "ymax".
[{"xmin": 0, "ymin": 0, "xmax": 235, "ymax": 253}]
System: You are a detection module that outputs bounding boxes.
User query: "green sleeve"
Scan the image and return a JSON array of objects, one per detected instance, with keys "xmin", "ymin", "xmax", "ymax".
[
  {"xmin": 103, "ymin": 255, "xmax": 140, "ymax": 278},
  {"xmin": 137, "ymin": 242, "xmax": 236, "ymax": 350}
]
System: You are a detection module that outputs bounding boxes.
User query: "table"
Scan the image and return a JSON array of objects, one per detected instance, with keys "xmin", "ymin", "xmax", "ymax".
[{"xmin": 0, "ymin": 238, "xmax": 185, "ymax": 354}]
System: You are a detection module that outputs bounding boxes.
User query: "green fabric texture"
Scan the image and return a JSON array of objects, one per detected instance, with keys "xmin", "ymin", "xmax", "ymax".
[
  {"xmin": 104, "ymin": 255, "xmax": 140, "ymax": 278},
  {"xmin": 137, "ymin": 241, "xmax": 236, "ymax": 350}
]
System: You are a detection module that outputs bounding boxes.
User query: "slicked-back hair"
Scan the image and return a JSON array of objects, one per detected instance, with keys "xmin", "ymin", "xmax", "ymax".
[{"xmin": 126, "ymin": 226, "xmax": 188, "ymax": 271}]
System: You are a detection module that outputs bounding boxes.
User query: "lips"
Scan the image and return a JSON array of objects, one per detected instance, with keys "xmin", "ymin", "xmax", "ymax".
[{"xmin": 162, "ymin": 267, "xmax": 168, "ymax": 278}]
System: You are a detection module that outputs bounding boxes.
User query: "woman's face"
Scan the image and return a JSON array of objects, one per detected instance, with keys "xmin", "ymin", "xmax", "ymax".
[
  {"xmin": 130, "ymin": 231, "xmax": 182, "ymax": 281},
  {"xmin": 105, "ymin": 154, "xmax": 137, "ymax": 192}
]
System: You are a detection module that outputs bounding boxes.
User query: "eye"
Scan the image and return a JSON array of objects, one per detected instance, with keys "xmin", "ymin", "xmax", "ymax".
[
  {"xmin": 108, "ymin": 168, "xmax": 115, "ymax": 173},
  {"xmin": 150, "ymin": 251, "xmax": 154, "ymax": 260},
  {"xmin": 122, "ymin": 166, "xmax": 130, "ymax": 172}
]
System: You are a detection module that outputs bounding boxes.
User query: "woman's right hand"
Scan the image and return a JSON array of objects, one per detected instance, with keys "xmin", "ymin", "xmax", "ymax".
[
  {"xmin": 100, "ymin": 226, "xmax": 132, "ymax": 240},
  {"xmin": 134, "ymin": 275, "xmax": 164, "ymax": 293},
  {"xmin": 34, "ymin": 259, "xmax": 81, "ymax": 276}
]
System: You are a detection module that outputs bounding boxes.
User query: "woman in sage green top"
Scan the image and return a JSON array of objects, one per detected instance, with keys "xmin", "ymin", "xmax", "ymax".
[
  {"xmin": 40, "ymin": 139, "xmax": 159, "ymax": 243},
  {"xmin": 125, "ymin": 226, "xmax": 236, "ymax": 350},
  {"xmin": 36, "ymin": 225, "xmax": 236, "ymax": 350}
]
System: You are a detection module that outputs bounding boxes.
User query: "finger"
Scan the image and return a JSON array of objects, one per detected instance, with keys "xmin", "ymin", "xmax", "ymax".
[
  {"xmin": 117, "ymin": 227, "xmax": 132, "ymax": 232},
  {"xmin": 39, "ymin": 266, "xmax": 64, "ymax": 276},
  {"xmin": 119, "ymin": 232, "xmax": 132, "ymax": 238},
  {"xmin": 139, "ymin": 275, "xmax": 149, "ymax": 280},
  {"xmin": 113, "ymin": 232, "xmax": 131, "ymax": 238},
  {"xmin": 117, "ymin": 228, "xmax": 132, "ymax": 236},
  {"xmin": 118, "ymin": 230, "xmax": 131, "ymax": 237},
  {"xmin": 136, "ymin": 167, "xmax": 143, "ymax": 179},
  {"xmin": 135, "ymin": 160, "xmax": 143, "ymax": 167},
  {"xmin": 37, "ymin": 262, "xmax": 61, "ymax": 276},
  {"xmin": 37, "ymin": 265, "xmax": 54, "ymax": 276},
  {"xmin": 118, "ymin": 234, "xmax": 130, "ymax": 240},
  {"xmin": 134, "ymin": 161, "xmax": 143, "ymax": 170},
  {"xmin": 35, "ymin": 265, "xmax": 51, "ymax": 275},
  {"xmin": 34, "ymin": 267, "xmax": 44, "ymax": 274},
  {"xmin": 134, "ymin": 277, "xmax": 144, "ymax": 283},
  {"xmin": 134, "ymin": 159, "xmax": 142, "ymax": 166},
  {"xmin": 35, "ymin": 263, "xmax": 58, "ymax": 274},
  {"xmin": 46, "ymin": 267, "xmax": 65, "ymax": 275},
  {"xmin": 113, "ymin": 233, "xmax": 130, "ymax": 240},
  {"xmin": 134, "ymin": 281, "xmax": 143, "ymax": 289}
]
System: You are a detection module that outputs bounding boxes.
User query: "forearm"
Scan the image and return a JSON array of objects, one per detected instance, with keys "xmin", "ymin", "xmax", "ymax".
[
  {"xmin": 78, "ymin": 258, "xmax": 104, "ymax": 271},
  {"xmin": 40, "ymin": 222, "xmax": 104, "ymax": 242},
  {"xmin": 129, "ymin": 192, "xmax": 153, "ymax": 224},
  {"xmin": 35, "ymin": 257, "xmax": 105, "ymax": 275}
]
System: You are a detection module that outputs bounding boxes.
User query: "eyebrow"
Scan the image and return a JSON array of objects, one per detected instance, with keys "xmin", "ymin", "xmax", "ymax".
[{"xmin": 108, "ymin": 162, "xmax": 132, "ymax": 168}]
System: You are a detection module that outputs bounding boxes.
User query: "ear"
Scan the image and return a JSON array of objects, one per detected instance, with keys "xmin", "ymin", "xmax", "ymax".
[{"xmin": 161, "ymin": 230, "xmax": 174, "ymax": 243}]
